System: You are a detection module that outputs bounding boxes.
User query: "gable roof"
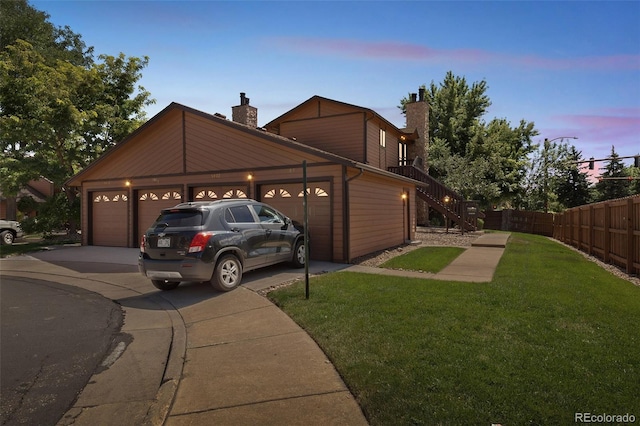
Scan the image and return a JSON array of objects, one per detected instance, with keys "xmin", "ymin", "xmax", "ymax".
[
  {"xmin": 264, "ymin": 95, "xmax": 412, "ymax": 137},
  {"xmin": 66, "ymin": 102, "xmax": 421, "ymax": 187}
]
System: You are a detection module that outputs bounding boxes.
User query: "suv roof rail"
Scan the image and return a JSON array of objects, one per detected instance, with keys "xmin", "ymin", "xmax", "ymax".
[{"xmin": 172, "ymin": 199, "xmax": 258, "ymax": 208}]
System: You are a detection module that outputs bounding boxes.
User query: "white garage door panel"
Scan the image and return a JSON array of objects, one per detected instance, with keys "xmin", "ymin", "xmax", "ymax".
[
  {"xmin": 92, "ymin": 191, "xmax": 128, "ymax": 247},
  {"xmin": 137, "ymin": 189, "xmax": 182, "ymax": 244},
  {"xmin": 261, "ymin": 183, "xmax": 331, "ymax": 261}
]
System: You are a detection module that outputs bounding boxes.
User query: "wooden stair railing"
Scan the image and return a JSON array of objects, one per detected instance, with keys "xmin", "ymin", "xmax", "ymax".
[{"xmin": 388, "ymin": 165, "xmax": 480, "ymax": 231}]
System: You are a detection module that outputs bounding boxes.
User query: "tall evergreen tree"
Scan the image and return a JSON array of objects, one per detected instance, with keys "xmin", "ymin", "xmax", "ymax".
[
  {"xmin": 594, "ymin": 146, "xmax": 630, "ymax": 201},
  {"xmin": 553, "ymin": 145, "xmax": 592, "ymax": 208}
]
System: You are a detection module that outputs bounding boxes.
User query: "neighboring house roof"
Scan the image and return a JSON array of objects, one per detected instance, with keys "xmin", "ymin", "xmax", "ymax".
[
  {"xmin": 66, "ymin": 102, "xmax": 422, "ymax": 187},
  {"xmin": 0, "ymin": 177, "xmax": 53, "ymax": 203}
]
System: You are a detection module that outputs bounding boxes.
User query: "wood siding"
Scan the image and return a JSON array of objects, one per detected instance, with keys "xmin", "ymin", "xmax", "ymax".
[
  {"xmin": 276, "ymin": 98, "xmax": 359, "ymax": 122},
  {"xmin": 79, "ymin": 109, "xmax": 184, "ymax": 181},
  {"xmin": 348, "ymin": 171, "xmax": 412, "ymax": 259},
  {"xmin": 366, "ymin": 120, "xmax": 401, "ymax": 170},
  {"xmin": 185, "ymin": 113, "xmax": 326, "ymax": 172},
  {"xmin": 279, "ymin": 114, "xmax": 365, "ymax": 162}
]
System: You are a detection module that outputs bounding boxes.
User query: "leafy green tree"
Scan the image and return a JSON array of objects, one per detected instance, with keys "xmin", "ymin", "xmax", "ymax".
[
  {"xmin": 594, "ymin": 146, "xmax": 630, "ymax": 201},
  {"xmin": 520, "ymin": 141, "xmax": 593, "ymax": 211},
  {"xmin": 626, "ymin": 164, "xmax": 640, "ymax": 196},
  {"xmin": 0, "ymin": 0, "xmax": 92, "ymax": 66},
  {"xmin": 0, "ymin": 0, "xmax": 154, "ymax": 231},
  {"xmin": 400, "ymin": 71, "xmax": 537, "ymax": 208}
]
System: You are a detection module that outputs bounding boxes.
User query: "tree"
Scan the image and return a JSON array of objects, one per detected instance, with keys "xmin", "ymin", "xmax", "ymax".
[
  {"xmin": 400, "ymin": 71, "xmax": 537, "ymax": 208},
  {"xmin": 553, "ymin": 145, "xmax": 592, "ymax": 208},
  {"xmin": 0, "ymin": 0, "xmax": 92, "ymax": 66},
  {"xmin": 594, "ymin": 146, "xmax": 630, "ymax": 201},
  {"xmin": 0, "ymin": 1, "xmax": 154, "ymax": 231},
  {"xmin": 520, "ymin": 141, "xmax": 593, "ymax": 211}
]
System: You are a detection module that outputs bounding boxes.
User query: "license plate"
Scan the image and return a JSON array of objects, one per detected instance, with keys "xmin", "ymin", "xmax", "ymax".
[{"xmin": 157, "ymin": 237, "xmax": 171, "ymax": 248}]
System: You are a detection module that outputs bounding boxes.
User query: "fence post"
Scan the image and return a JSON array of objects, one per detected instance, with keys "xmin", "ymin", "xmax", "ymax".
[
  {"xmin": 627, "ymin": 198, "xmax": 633, "ymax": 274},
  {"xmin": 588, "ymin": 205, "xmax": 594, "ymax": 256},
  {"xmin": 604, "ymin": 202, "xmax": 610, "ymax": 264},
  {"xmin": 569, "ymin": 209, "xmax": 574, "ymax": 246},
  {"xmin": 577, "ymin": 208, "xmax": 582, "ymax": 250}
]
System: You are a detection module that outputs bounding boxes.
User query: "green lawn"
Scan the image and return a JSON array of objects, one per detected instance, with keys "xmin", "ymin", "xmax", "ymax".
[
  {"xmin": 269, "ymin": 233, "xmax": 640, "ymax": 425},
  {"xmin": 380, "ymin": 246, "xmax": 465, "ymax": 272}
]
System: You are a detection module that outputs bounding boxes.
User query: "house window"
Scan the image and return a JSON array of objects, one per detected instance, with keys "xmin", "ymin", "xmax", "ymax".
[
  {"xmin": 379, "ymin": 129, "xmax": 386, "ymax": 148},
  {"xmin": 399, "ymin": 142, "xmax": 408, "ymax": 165}
]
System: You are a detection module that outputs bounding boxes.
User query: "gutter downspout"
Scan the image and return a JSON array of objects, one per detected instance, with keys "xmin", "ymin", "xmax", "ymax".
[{"xmin": 343, "ymin": 165, "xmax": 364, "ymax": 263}]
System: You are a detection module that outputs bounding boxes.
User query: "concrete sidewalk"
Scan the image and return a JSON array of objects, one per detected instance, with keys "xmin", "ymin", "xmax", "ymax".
[
  {"xmin": 0, "ymin": 233, "xmax": 509, "ymax": 425},
  {"xmin": 345, "ymin": 232, "xmax": 510, "ymax": 282}
]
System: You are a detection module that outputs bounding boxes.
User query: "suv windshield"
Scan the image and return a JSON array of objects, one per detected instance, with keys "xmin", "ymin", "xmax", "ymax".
[{"xmin": 154, "ymin": 210, "xmax": 206, "ymax": 228}]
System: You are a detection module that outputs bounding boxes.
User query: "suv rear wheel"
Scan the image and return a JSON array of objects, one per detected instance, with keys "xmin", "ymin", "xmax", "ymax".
[
  {"xmin": 211, "ymin": 254, "xmax": 242, "ymax": 292},
  {"xmin": 151, "ymin": 280, "xmax": 180, "ymax": 291}
]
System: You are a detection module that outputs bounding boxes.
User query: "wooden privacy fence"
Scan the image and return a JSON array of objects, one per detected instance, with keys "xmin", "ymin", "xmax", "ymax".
[
  {"xmin": 484, "ymin": 210, "xmax": 554, "ymax": 236},
  {"xmin": 553, "ymin": 195, "xmax": 640, "ymax": 276}
]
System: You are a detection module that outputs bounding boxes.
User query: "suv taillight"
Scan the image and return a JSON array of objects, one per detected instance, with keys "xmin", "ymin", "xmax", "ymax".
[
  {"xmin": 140, "ymin": 234, "xmax": 146, "ymax": 253},
  {"xmin": 189, "ymin": 232, "xmax": 215, "ymax": 253}
]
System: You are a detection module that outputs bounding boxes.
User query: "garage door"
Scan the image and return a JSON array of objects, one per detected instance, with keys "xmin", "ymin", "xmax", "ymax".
[
  {"xmin": 137, "ymin": 189, "xmax": 182, "ymax": 244},
  {"xmin": 192, "ymin": 186, "xmax": 248, "ymax": 201},
  {"xmin": 260, "ymin": 182, "xmax": 331, "ymax": 261},
  {"xmin": 91, "ymin": 191, "xmax": 128, "ymax": 247}
]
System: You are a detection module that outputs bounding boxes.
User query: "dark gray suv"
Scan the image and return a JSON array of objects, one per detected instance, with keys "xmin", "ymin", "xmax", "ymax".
[{"xmin": 138, "ymin": 199, "xmax": 306, "ymax": 292}]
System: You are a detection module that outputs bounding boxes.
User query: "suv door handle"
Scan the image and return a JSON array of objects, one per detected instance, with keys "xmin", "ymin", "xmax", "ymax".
[
  {"xmin": 231, "ymin": 227, "xmax": 240, "ymax": 232},
  {"xmin": 265, "ymin": 229, "xmax": 272, "ymax": 236}
]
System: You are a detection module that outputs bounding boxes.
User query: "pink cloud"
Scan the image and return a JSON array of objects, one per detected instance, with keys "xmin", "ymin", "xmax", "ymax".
[
  {"xmin": 268, "ymin": 37, "xmax": 640, "ymax": 71},
  {"xmin": 555, "ymin": 114, "xmax": 640, "ymax": 141},
  {"xmin": 269, "ymin": 37, "xmax": 495, "ymax": 63}
]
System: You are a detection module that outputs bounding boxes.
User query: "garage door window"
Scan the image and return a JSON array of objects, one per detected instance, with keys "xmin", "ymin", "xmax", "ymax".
[
  {"xmin": 298, "ymin": 187, "xmax": 329, "ymax": 197},
  {"xmin": 264, "ymin": 189, "xmax": 292, "ymax": 198}
]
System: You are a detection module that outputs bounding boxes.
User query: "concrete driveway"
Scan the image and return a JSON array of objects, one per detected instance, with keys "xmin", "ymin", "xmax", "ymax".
[{"xmin": 1, "ymin": 246, "xmax": 366, "ymax": 425}]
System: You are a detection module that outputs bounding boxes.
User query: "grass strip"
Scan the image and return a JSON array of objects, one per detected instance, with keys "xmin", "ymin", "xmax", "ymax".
[
  {"xmin": 269, "ymin": 233, "xmax": 640, "ymax": 425},
  {"xmin": 380, "ymin": 246, "xmax": 465, "ymax": 273},
  {"xmin": 0, "ymin": 240, "xmax": 76, "ymax": 258}
]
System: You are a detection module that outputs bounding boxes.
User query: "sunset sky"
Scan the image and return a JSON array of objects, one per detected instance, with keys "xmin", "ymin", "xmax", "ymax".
[{"xmin": 33, "ymin": 1, "xmax": 640, "ymax": 173}]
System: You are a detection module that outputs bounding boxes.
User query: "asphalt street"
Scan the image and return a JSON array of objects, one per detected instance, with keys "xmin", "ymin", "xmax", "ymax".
[{"xmin": 0, "ymin": 276, "xmax": 124, "ymax": 426}]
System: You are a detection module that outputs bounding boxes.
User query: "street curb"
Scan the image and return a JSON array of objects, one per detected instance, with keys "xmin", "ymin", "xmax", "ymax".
[{"xmin": 143, "ymin": 294, "xmax": 186, "ymax": 426}]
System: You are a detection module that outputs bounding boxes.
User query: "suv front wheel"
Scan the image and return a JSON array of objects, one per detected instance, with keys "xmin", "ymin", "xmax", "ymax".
[
  {"xmin": 211, "ymin": 254, "xmax": 243, "ymax": 292},
  {"xmin": 291, "ymin": 240, "xmax": 306, "ymax": 268}
]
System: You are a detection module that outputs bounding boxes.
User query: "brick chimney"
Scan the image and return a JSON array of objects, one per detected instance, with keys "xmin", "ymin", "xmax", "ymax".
[
  {"xmin": 406, "ymin": 88, "xmax": 430, "ymax": 226},
  {"xmin": 232, "ymin": 92, "xmax": 257, "ymax": 127},
  {"xmin": 405, "ymin": 87, "xmax": 429, "ymax": 171}
]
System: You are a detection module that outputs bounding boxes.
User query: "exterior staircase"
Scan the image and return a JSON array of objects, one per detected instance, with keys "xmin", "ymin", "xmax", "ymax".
[{"xmin": 389, "ymin": 165, "xmax": 482, "ymax": 231}]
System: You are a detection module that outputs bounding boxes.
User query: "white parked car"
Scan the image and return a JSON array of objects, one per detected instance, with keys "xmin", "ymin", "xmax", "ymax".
[{"xmin": 0, "ymin": 220, "xmax": 24, "ymax": 245}]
